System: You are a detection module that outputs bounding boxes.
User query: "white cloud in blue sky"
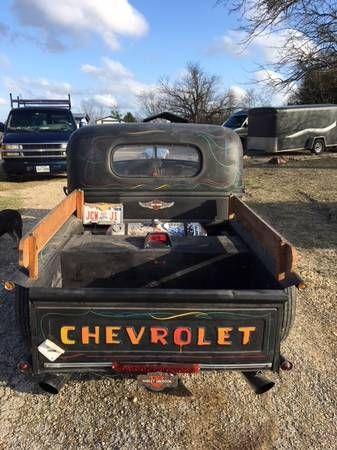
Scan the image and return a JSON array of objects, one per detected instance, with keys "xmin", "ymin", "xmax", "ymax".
[
  {"xmin": 80, "ymin": 57, "xmax": 153, "ymax": 109},
  {"xmin": 11, "ymin": 0, "xmax": 148, "ymax": 51}
]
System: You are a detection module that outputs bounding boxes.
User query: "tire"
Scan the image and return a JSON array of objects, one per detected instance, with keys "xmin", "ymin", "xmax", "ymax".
[
  {"xmin": 312, "ymin": 138, "xmax": 325, "ymax": 155},
  {"xmin": 281, "ymin": 286, "xmax": 297, "ymax": 341},
  {"xmin": 15, "ymin": 286, "xmax": 31, "ymax": 347}
]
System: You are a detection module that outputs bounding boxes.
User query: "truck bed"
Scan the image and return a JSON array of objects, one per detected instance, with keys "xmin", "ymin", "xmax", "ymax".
[
  {"xmin": 15, "ymin": 191, "xmax": 299, "ymax": 377},
  {"xmin": 60, "ymin": 232, "xmax": 277, "ymax": 290}
]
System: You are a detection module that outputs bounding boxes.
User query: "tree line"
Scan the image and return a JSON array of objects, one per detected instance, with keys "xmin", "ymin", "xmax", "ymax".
[{"xmin": 82, "ymin": 62, "xmax": 268, "ymax": 125}]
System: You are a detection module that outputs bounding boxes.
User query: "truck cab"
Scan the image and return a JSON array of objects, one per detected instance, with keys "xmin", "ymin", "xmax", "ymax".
[{"xmin": 0, "ymin": 94, "xmax": 76, "ymax": 176}]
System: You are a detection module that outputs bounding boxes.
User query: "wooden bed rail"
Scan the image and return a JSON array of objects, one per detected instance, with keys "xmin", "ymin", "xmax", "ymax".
[
  {"xmin": 229, "ymin": 196, "xmax": 297, "ymax": 283},
  {"xmin": 19, "ymin": 190, "xmax": 84, "ymax": 280}
]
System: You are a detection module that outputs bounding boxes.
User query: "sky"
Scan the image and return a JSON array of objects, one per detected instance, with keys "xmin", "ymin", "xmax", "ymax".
[{"xmin": 0, "ymin": 0, "xmax": 287, "ymax": 120}]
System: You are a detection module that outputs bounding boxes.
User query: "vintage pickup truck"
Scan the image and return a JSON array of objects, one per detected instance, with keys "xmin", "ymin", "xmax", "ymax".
[{"xmin": 14, "ymin": 123, "xmax": 303, "ymax": 395}]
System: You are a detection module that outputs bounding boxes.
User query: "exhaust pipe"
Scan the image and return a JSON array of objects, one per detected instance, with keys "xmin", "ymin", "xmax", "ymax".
[
  {"xmin": 39, "ymin": 374, "xmax": 68, "ymax": 395},
  {"xmin": 242, "ymin": 372, "xmax": 275, "ymax": 395}
]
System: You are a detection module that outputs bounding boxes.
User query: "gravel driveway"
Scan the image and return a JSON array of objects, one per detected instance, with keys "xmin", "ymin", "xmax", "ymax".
[{"xmin": 0, "ymin": 157, "xmax": 336, "ymax": 450}]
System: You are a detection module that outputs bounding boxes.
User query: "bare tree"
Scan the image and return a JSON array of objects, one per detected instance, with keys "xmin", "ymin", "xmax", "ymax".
[
  {"xmin": 218, "ymin": 0, "xmax": 337, "ymax": 86},
  {"xmin": 241, "ymin": 87, "xmax": 272, "ymax": 108},
  {"xmin": 159, "ymin": 63, "xmax": 233, "ymax": 123},
  {"xmin": 137, "ymin": 89, "xmax": 166, "ymax": 118},
  {"xmin": 138, "ymin": 64, "xmax": 269, "ymax": 123},
  {"xmin": 81, "ymin": 100, "xmax": 110, "ymax": 124}
]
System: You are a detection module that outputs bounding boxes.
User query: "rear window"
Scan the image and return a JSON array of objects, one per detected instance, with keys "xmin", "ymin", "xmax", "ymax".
[{"xmin": 112, "ymin": 144, "xmax": 201, "ymax": 177}]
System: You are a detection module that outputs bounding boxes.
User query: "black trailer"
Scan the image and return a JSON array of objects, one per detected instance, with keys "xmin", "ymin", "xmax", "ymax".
[
  {"xmin": 13, "ymin": 123, "xmax": 303, "ymax": 395},
  {"xmin": 247, "ymin": 105, "xmax": 337, "ymax": 154}
]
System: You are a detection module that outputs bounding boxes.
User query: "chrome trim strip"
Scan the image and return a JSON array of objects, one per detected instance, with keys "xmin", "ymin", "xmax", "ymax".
[
  {"xmin": 44, "ymin": 362, "xmax": 272, "ymax": 370},
  {"xmin": 5, "ymin": 142, "xmax": 68, "ymax": 145},
  {"xmin": 2, "ymin": 155, "xmax": 66, "ymax": 159},
  {"xmin": 22, "ymin": 149, "xmax": 65, "ymax": 152}
]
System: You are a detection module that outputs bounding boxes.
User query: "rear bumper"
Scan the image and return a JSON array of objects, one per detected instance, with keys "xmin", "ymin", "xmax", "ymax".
[{"xmin": 2, "ymin": 158, "xmax": 66, "ymax": 175}]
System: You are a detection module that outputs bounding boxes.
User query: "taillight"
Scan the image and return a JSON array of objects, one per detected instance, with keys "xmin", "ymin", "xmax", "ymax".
[{"xmin": 144, "ymin": 232, "xmax": 171, "ymax": 248}]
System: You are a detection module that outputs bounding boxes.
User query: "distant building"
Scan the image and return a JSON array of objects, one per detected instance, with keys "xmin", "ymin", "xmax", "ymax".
[
  {"xmin": 143, "ymin": 112, "xmax": 189, "ymax": 123},
  {"xmin": 96, "ymin": 116, "xmax": 125, "ymax": 125},
  {"xmin": 73, "ymin": 113, "xmax": 90, "ymax": 128}
]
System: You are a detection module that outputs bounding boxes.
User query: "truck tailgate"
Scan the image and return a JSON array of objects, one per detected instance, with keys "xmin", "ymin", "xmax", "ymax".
[{"xmin": 29, "ymin": 288, "xmax": 286, "ymax": 374}]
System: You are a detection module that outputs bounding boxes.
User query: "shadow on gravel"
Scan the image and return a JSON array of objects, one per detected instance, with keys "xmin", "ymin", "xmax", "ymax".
[{"xmin": 0, "ymin": 209, "xmax": 51, "ymax": 395}]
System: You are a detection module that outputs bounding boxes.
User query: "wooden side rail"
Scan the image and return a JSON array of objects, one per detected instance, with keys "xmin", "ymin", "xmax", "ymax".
[
  {"xmin": 229, "ymin": 196, "xmax": 297, "ymax": 282},
  {"xmin": 19, "ymin": 190, "xmax": 84, "ymax": 280}
]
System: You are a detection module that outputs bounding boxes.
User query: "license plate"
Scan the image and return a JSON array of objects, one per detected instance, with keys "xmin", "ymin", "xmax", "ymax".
[
  {"xmin": 36, "ymin": 165, "xmax": 50, "ymax": 173},
  {"xmin": 83, "ymin": 203, "xmax": 123, "ymax": 225}
]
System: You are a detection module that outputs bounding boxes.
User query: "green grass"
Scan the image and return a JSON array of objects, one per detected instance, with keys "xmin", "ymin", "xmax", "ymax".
[{"xmin": 0, "ymin": 195, "xmax": 23, "ymax": 210}]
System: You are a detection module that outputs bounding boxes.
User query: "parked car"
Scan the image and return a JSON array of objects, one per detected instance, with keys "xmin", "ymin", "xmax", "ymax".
[
  {"xmin": 14, "ymin": 123, "xmax": 302, "ymax": 395},
  {"xmin": 223, "ymin": 110, "xmax": 248, "ymax": 150},
  {"xmin": 247, "ymin": 104, "xmax": 337, "ymax": 154},
  {"xmin": 0, "ymin": 94, "xmax": 76, "ymax": 176}
]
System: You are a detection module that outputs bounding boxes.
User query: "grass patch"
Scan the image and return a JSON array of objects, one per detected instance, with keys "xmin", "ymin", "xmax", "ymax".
[{"xmin": 0, "ymin": 195, "xmax": 23, "ymax": 210}]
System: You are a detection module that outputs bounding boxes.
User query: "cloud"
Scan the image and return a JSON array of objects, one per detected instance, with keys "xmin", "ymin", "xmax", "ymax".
[
  {"xmin": 3, "ymin": 76, "xmax": 73, "ymax": 99},
  {"xmin": 92, "ymin": 94, "xmax": 118, "ymax": 108},
  {"xmin": 1, "ymin": 57, "xmax": 151, "ymax": 112},
  {"xmin": 229, "ymin": 85, "xmax": 247, "ymax": 103},
  {"xmin": 208, "ymin": 29, "xmax": 313, "ymax": 65},
  {"xmin": 254, "ymin": 69, "xmax": 283, "ymax": 84},
  {"xmin": 0, "ymin": 98, "xmax": 7, "ymax": 106},
  {"xmin": 81, "ymin": 57, "xmax": 152, "ymax": 109},
  {"xmin": 207, "ymin": 31, "xmax": 248, "ymax": 58},
  {"xmin": 11, "ymin": 0, "xmax": 149, "ymax": 52},
  {"xmin": 253, "ymin": 70, "xmax": 294, "ymax": 105}
]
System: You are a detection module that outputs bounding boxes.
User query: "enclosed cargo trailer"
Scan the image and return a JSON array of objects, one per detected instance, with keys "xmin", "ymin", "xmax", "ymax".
[{"xmin": 247, "ymin": 104, "xmax": 337, "ymax": 154}]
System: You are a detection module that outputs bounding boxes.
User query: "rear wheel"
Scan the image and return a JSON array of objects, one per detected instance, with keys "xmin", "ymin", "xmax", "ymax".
[
  {"xmin": 312, "ymin": 138, "xmax": 325, "ymax": 155},
  {"xmin": 281, "ymin": 286, "xmax": 296, "ymax": 341}
]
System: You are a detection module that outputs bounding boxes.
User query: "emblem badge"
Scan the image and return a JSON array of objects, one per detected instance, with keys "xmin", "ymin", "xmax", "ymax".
[
  {"xmin": 139, "ymin": 200, "xmax": 174, "ymax": 210},
  {"xmin": 137, "ymin": 372, "xmax": 178, "ymax": 392}
]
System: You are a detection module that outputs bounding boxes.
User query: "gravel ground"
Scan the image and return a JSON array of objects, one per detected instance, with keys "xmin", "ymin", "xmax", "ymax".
[{"xmin": 0, "ymin": 156, "xmax": 336, "ymax": 450}]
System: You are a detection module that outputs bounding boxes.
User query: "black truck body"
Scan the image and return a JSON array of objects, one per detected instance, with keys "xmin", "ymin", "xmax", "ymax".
[
  {"xmin": 0, "ymin": 95, "xmax": 76, "ymax": 176},
  {"xmin": 247, "ymin": 104, "xmax": 337, "ymax": 154},
  {"xmin": 14, "ymin": 123, "xmax": 301, "ymax": 394}
]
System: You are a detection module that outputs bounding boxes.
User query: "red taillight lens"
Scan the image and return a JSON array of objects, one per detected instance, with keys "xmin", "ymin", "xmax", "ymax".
[
  {"xmin": 144, "ymin": 232, "xmax": 171, "ymax": 248},
  {"xmin": 17, "ymin": 361, "xmax": 30, "ymax": 373}
]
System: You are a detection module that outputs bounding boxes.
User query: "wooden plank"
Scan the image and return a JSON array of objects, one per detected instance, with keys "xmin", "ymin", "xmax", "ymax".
[
  {"xmin": 28, "ymin": 234, "xmax": 38, "ymax": 280},
  {"xmin": 76, "ymin": 190, "xmax": 84, "ymax": 220},
  {"xmin": 19, "ymin": 189, "xmax": 84, "ymax": 279},
  {"xmin": 229, "ymin": 196, "xmax": 297, "ymax": 281}
]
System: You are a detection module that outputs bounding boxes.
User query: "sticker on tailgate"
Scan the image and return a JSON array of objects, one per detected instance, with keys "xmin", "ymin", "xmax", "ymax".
[
  {"xmin": 38, "ymin": 339, "xmax": 65, "ymax": 361},
  {"xmin": 83, "ymin": 203, "xmax": 123, "ymax": 225}
]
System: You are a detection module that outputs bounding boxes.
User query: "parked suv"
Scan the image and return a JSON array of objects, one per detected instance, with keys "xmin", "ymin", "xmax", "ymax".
[
  {"xmin": 0, "ymin": 94, "xmax": 76, "ymax": 176},
  {"xmin": 223, "ymin": 109, "xmax": 248, "ymax": 150}
]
